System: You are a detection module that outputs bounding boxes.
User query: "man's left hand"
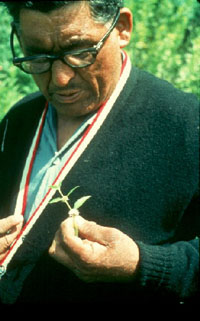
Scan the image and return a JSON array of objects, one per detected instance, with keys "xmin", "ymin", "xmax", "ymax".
[{"xmin": 49, "ymin": 216, "xmax": 139, "ymax": 283}]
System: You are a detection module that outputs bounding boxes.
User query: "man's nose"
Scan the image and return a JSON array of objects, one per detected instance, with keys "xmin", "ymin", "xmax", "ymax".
[{"xmin": 51, "ymin": 60, "xmax": 76, "ymax": 87}]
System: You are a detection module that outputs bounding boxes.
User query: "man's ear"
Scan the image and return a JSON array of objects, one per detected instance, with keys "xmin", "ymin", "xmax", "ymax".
[{"xmin": 116, "ymin": 8, "xmax": 133, "ymax": 48}]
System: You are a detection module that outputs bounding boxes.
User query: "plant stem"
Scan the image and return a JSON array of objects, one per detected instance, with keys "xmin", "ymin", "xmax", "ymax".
[
  {"xmin": 58, "ymin": 187, "xmax": 72, "ymax": 210},
  {"xmin": 58, "ymin": 186, "xmax": 78, "ymax": 236},
  {"xmin": 73, "ymin": 217, "xmax": 79, "ymax": 237}
]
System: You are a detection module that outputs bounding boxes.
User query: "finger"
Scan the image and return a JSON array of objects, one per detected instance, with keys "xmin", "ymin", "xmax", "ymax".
[
  {"xmin": 49, "ymin": 229, "xmax": 77, "ymax": 270},
  {"xmin": 60, "ymin": 217, "xmax": 86, "ymax": 253},
  {"xmin": 75, "ymin": 216, "xmax": 120, "ymax": 245},
  {"xmin": 61, "ymin": 217, "xmax": 106, "ymax": 261},
  {"xmin": 49, "ymin": 219, "xmax": 108, "ymax": 280},
  {"xmin": 0, "ymin": 250, "xmax": 9, "ymax": 262},
  {"xmin": 49, "ymin": 238, "xmax": 74, "ymax": 269},
  {"xmin": 62, "ymin": 215, "xmax": 115, "ymax": 244},
  {"xmin": 0, "ymin": 215, "xmax": 23, "ymax": 235},
  {"xmin": 0, "ymin": 220, "xmax": 23, "ymax": 253},
  {"xmin": 49, "ymin": 237, "xmax": 96, "ymax": 282},
  {"xmin": 49, "ymin": 233, "xmax": 105, "ymax": 281}
]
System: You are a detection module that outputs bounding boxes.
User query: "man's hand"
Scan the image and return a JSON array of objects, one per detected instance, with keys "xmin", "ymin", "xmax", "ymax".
[
  {"xmin": 0, "ymin": 215, "xmax": 23, "ymax": 262},
  {"xmin": 49, "ymin": 216, "xmax": 139, "ymax": 282}
]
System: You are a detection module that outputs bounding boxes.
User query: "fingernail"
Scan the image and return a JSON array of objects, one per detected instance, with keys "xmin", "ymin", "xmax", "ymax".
[{"xmin": 14, "ymin": 215, "xmax": 24, "ymax": 224}]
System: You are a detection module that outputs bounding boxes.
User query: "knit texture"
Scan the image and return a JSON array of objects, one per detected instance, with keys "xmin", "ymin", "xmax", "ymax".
[{"xmin": 0, "ymin": 67, "xmax": 199, "ymax": 304}]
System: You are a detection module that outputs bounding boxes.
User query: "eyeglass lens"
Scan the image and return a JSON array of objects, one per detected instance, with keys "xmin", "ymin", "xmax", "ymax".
[
  {"xmin": 19, "ymin": 51, "xmax": 96, "ymax": 73},
  {"xmin": 12, "ymin": 9, "xmax": 120, "ymax": 74}
]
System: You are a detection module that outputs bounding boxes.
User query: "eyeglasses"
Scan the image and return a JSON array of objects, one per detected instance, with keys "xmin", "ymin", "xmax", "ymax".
[{"xmin": 10, "ymin": 9, "xmax": 120, "ymax": 74}]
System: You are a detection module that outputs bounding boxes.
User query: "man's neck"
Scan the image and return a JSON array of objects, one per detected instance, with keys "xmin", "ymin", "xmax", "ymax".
[{"xmin": 56, "ymin": 114, "xmax": 88, "ymax": 151}]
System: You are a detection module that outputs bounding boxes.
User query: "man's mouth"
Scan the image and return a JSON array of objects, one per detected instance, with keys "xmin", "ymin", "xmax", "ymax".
[{"xmin": 52, "ymin": 90, "xmax": 83, "ymax": 104}]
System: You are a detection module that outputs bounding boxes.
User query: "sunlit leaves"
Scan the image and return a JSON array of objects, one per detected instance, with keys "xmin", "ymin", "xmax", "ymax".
[{"xmin": 125, "ymin": 0, "xmax": 200, "ymax": 98}]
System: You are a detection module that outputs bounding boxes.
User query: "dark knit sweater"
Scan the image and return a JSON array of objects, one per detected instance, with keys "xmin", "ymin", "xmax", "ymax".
[{"xmin": 0, "ymin": 67, "xmax": 199, "ymax": 304}]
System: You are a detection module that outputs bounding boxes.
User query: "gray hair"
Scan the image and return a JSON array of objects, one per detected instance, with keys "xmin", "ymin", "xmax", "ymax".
[{"xmin": 3, "ymin": 1, "xmax": 124, "ymax": 24}]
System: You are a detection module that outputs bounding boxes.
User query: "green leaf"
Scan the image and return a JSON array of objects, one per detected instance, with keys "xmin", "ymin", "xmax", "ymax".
[
  {"xmin": 49, "ymin": 197, "xmax": 63, "ymax": 204},
  {"xmin": 73, "ymin": 196, "xmax": 91, "ymax": 209},
  {"xmin": 67, "ymin": 186, "xmax": 80, "ymax": 197}
]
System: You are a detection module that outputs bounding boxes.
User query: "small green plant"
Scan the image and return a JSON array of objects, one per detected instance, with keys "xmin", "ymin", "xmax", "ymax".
[{"xmin": 49, "ymin": 183, "xmax": 91, "ymax": 236}]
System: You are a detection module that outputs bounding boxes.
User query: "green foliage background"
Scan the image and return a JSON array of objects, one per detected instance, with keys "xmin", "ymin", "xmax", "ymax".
[{"xmin": 0, "ymin": 0, "xmax": 199, "ymax": 120}]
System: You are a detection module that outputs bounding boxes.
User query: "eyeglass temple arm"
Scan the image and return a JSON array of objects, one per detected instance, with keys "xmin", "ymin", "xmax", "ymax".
[
  {"xmin": 95, "ymin": 8, "xmax": 121, "ymax": 52},
  {"xmin": 10, "ymin": 22, "xmax": 21, "ymax": 58}
]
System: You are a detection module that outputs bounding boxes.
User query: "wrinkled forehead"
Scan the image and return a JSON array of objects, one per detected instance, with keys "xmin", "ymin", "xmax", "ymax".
[
  {"xmin": 19, "ymin": 2, "xmax": 103, "ymax": 39},
  {"xmin": 17, "ymin": 2, "xmax": 108, "ymax": 52}
]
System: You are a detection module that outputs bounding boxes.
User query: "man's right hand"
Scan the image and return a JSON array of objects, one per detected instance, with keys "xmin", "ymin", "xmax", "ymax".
[{"xmin": 0, "ymin": 215, "xmax": 23, "ymax": 262}]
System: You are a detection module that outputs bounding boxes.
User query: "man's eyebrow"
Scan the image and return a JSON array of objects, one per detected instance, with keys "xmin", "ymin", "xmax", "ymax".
[
  {"xmin": 24, "ymin": 39, "xmax": 96, "ymax": 55},
  {"xmin": 24, "ymin": 46, "xmax": 49, "ymax": 55},
  {"xmin": 61, "ymin": 38, "xmax": 96, "ymax": 50}
]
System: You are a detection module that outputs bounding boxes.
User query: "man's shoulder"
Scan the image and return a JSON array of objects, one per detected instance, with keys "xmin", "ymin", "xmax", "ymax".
[
  {"xmin": 10, "ymin": 91, "xmax": 46, "ymax": 115},
  {"xmin": 132, "ymin": 67, "xmax": 198, "ymax": 102},
  {"xmin": 0, "ymin": 92, "xmax": 46, "ymax": 131},
  {"xmin": 128, "ymin": 67, "xmax": 199, "ymax": 118},
  {"xmin": 121, "ymin": 67, "xmax": 199, "ymax": 147},
  {"xmin": 0, "ymin": 92, "xmax": 46, "ymax": 144}
]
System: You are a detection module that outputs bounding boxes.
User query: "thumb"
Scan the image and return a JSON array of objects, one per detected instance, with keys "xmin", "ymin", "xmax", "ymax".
[
  {"xmin": 76, "ymin": 216, "xmax": 119, "ymax": 246},
  {"xmin": 0, "ymin": 215, "xmax": 23, "ymax": 234}
]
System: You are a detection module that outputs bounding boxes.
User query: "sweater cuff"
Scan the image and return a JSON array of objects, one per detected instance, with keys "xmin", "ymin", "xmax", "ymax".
[{"xmin": 136, "ymin": 241, "xmax": 175, "ymax": 295}]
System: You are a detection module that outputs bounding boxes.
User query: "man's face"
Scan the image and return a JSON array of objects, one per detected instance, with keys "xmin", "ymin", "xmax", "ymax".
[{"xmin": 19, "ymin": 2, "xmax": 127, "ymax": 119}]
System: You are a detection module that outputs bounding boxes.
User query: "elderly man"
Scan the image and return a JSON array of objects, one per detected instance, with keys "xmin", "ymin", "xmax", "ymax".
[{"xmin": 0, "ymin": 1, "xmax": 199, "ymax": 304}]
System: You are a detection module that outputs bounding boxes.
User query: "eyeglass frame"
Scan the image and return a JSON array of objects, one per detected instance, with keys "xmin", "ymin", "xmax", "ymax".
[{"xmin": 10, "ymin": 8, "xmax": 120, "ymax": 74}]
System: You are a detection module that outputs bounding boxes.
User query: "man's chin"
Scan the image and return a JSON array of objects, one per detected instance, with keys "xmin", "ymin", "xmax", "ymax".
[{"xmin": 51, "ymin": 100, "xmax": 100, "ymax": 119}]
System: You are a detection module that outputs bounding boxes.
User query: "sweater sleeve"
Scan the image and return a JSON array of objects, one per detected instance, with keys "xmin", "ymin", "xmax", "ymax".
[
  {"xmin": 135, "ymin": 189, "xmax": 199, "ymax": 302},
  {"xmin": 131, "ymin": 83, "xmax": 200, "ymax": 302},
  {"xmin": 136, "ymin": 238, "xmax": 199, "ymax": 301}
]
